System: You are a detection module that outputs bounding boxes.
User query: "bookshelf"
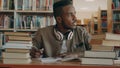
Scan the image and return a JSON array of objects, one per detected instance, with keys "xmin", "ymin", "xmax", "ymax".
[
  {"xmin": 107, "ymin": 0, "xmax": 120, "ymax": 34},
  {"xmin": 0, "ymin": 0, "xmax": 57, "ymax": 32},
  {"xmin": 90, "ymin": 14, "xmax": 99, "ymax": 34},
  {"xmin": 100, "ymin": 10, "xmax": 107, "ymax": 33},
  {"xmin": 90, "ymin": 8, "xmax": 108, "ymax": 34},
  {"xmin": 98, "ymin": 8, "xmax": 108, "ymax": 34}
]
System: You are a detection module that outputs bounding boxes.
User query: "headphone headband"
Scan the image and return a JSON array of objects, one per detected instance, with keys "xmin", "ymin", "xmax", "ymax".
[{"xmin": 54, "ymin": 28, "xmax": 73, "ymax": 41}]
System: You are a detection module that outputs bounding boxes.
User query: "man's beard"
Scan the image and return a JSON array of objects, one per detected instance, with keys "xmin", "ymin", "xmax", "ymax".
[{"xmin": 61, "ymin": 20, "xmax": 76, "ymax": 30}]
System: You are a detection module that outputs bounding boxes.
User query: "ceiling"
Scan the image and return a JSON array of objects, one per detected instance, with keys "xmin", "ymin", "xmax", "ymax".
[{"xmin": 73, "ymin": 0, "xmax": 107, "ymax": 12}]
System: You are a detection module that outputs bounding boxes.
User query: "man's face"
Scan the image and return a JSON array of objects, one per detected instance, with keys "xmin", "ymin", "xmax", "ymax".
[{"xmin": 61, "ymin": 5, "xmax": 77, "ymax": 29}]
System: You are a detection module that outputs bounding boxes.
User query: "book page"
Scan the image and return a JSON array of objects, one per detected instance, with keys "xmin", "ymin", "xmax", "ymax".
[{"xmin": 38, "ymin": 54, "xmax": 80, "ymax": 63}]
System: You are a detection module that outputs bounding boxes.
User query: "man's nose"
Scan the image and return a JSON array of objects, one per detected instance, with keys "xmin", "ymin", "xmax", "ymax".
[{"xmin": 72, "ymin": 14, "xmax": 77, "ymax": 21}]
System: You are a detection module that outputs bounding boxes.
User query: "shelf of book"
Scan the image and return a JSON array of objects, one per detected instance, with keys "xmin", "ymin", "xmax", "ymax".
[
  {"xmin": 97, "ymin": 7, "xmax": 108, "ymax": 34},
  {"xmin": 89, "ymin": 8, "xmax": 108, "ymax": 34},
  {"xmin": 107, "ymin": 0, "xmax": 120, "ymax": 34},
  {"xmin": 90, "ymin": 14, "xmax": 99, "ymax": 34},
  {"xmin": 0, "ymin": 0, "xmax": 57, "ymax": 32},
  {"xmin": 100, "ymin": 10, "xmax": 107, "ymax": 33},
  {"xmin": 90, "ymin": 8, "xmax": 108, "ymax": 34}
]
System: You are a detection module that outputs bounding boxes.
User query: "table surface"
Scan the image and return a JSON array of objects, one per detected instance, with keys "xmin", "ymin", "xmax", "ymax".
[{"xmin": 0, "ymin": 58, "xmax": 120, "ymax": 68}]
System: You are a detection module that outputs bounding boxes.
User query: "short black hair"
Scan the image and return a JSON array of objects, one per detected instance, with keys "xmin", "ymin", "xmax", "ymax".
[
  {"xmin": 53, "ymin": 0, "xmax": 72, "ymax": 10},
  {"xmin": 53, "ymin": 0, "xmax": 72, "ymax": 17}
]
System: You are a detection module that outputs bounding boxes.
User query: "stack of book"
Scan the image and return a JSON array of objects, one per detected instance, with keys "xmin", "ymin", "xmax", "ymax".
[
  {"xmin": 2, "ymin": 32, "xmax": 32, "ymax": 64},
  {"xmin": 81, "ymin": 45, "xmax": 116, "ymax": 65},
  {"xmin": 102, "ymin": 33, "xmax": 120, "ymax": 65},
  {"xmin": 90, "ymin": 34, "xmax": 105, "ymax": 45},
  {"xmin": 102, "ymin": 33, "xmax": 120, "ymax": 47}
]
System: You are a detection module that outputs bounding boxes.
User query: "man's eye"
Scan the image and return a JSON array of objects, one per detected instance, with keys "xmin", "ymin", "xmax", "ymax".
[{"xmin": 68, "ymin": 13, "xmax": 72, "ymax": 15}]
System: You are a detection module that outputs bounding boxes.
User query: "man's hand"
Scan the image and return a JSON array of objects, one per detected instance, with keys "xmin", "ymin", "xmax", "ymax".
[
  {"xmin": 30, "ymin": 46, "xmax": 41, "ymax": 58},
  {"xmin": 58, "ymin": 53, "xmax": 78, "ymax": 58}
]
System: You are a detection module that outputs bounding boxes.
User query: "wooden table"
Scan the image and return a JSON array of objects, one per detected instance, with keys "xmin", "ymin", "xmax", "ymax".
[{"xmin": 0, "ymin": 59, "xmax": 120, "ymax": 68}]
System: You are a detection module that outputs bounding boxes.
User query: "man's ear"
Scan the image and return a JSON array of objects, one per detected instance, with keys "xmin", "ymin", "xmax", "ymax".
[{"xmin": 56, "ymin": 17, "xmax": 62, "ymax": 24}]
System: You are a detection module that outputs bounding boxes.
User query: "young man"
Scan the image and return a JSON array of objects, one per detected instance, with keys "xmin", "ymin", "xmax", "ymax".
[{"xmin": 30, "ymin": 0, "xmax": 91, "ymax": 58}]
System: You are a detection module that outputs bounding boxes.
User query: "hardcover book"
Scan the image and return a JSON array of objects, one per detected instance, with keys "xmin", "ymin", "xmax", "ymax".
[
  {"xmin": 2, "ymin": 52, "xmax": 30, "ymax": 59},
  {"xmin": 3, "ymin": 58, "xmax": 31, "ymax": 64},
  {"xmin": 81, "ymin": 58, "xmax": 113, "ymax": 65},
  {"xmin": 91, "ymin": 45, "xmax": 114, "ymax": 51},
  {"xmin": 4, "ymin": 32, "xmax": 30, "ymax": 36},
  {"xmin": 102, "ymin": 40, "xmax": 120, "ymax": 46},
  {"xmin": 105, "ymin": 33, "xmax": 120, "ymax": 41},
  {"xmin": 5, "ymin": 48, "xmax": 30, "ymax": 53},
  {"xmin": 84, "ymin": 51, "xmax": 116, "ymax": 59}
]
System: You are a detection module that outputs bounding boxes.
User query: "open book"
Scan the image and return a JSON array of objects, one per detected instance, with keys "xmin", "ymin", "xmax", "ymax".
[{"xmin": 39, "ymin": 54, "xmax": 80, "ymax": 63}]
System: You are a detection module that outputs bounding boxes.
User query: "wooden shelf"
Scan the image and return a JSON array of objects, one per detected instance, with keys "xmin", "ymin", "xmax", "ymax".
[
  {"xmin": 16, "ymin": 29, "xmax": 37, "ymax": 32},
  {"xmin": 16, "ymin": 10, "xmax": 53, "ymax": 13},
  {"xmin": 0, "ymin": 28, "xmax": 14, "ymax": 31},
  {"xmin": 0, "ymin": 10, "xmax": 14, "ymax": 12}
]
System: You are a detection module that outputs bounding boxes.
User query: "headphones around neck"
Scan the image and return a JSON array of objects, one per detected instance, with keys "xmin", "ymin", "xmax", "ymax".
[{"xmin": 54, "ymin": 28, "xmax": 73, "ymax": 41}]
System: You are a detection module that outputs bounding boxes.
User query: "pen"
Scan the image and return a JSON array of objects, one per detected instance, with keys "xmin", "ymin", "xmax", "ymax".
[
  {"xmin": 39, "ymin": 48, "xmax": 44, "ymax": 58},
  {"xmin": 40, "ymin": 48, "xmax": 44, "ymax": 54}
]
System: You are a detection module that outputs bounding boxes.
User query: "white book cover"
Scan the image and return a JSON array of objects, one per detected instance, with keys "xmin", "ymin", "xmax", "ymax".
[
  {"xmin": 3, "ymin": 58, "xmax": 31, "ymax": 64},
  {"xmin": 114, "ymin": 60, "xmax": 120, "ymax": 65},
  {"xmin": 29, "ymin": 0, "xmax": 32, "ymax": 10},
  {"xmin": 39, "ymin": 0, "xmax": 43, "ymax": 10},
  {"xmin": 22, "ymin": 0, "xmax": 25, "ymax": 10},
  {"xmin": 14, "ymin": 0, "xmax": 17, "ymax": 10},
  {"xmin": 5, "ymin": 42, "xmax": 32, "ymax": 46},
  {"xmin": 5, "ymin": 48, "xmax": 30, "ymax": 53},
  {"xmin": 40, "ymin": 0, "xmax": 46, "ymax": 10},
  {"xmin": 7, "ymin": 40, "xmax": 32, "ymax": 44},
  {"xmin": 106, "ymin": 33, "xmax": 120, "ymax": 41},
  {"xmin": 102, "ymin": 40, "xmax": 120, "ymax": 46},
  {"xmin": 2, "ymin": 43, "xmax": 32, "ymax": 49},
  {"xmin": 2, "ymin": 52, "xmax": 30, "ymax": 59},
  {"xmin": 32, "ymin": 0, "xmax": 36, "ymax": 10},
  {"xmin": 81, "ymin": 58, "xmax": 113, "ymax": 65},
  {"xmin": 84, "ymin": 51, "xmax": 116, "ymax": 59},
  {"xmin": 91, "ymin": 45, "xmax": 114, "ymax": 51},
  {"xmin": 3, "ymin": 0, "xmax": 9, "ymax": 10}
]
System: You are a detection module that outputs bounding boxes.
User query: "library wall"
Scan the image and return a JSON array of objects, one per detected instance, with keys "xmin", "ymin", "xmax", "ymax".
[
  {"xmin": 75, "ymin": 11, "xmax": 95, "ymax": 21},
  {"xmin": 73, "ymin": 0, "xmax": 107, "ymax": 24}
]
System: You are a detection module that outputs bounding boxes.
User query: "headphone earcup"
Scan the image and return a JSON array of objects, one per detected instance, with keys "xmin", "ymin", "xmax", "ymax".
[
  {"xmin": 56, "ymin": 31, "xmax": 64, "ymax": 40},
  {"xmin": 67, "ymin": 31, "xmax": 73, "ymax": 40},
  {"xmin": 54, "ymin": 29, "xmax": 63, "ymax": 41}
]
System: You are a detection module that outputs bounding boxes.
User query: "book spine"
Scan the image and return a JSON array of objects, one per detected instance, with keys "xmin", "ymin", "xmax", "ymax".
[{"xmin": 8, "ymin": 36, "xmax": 32, "ymax": 41}]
